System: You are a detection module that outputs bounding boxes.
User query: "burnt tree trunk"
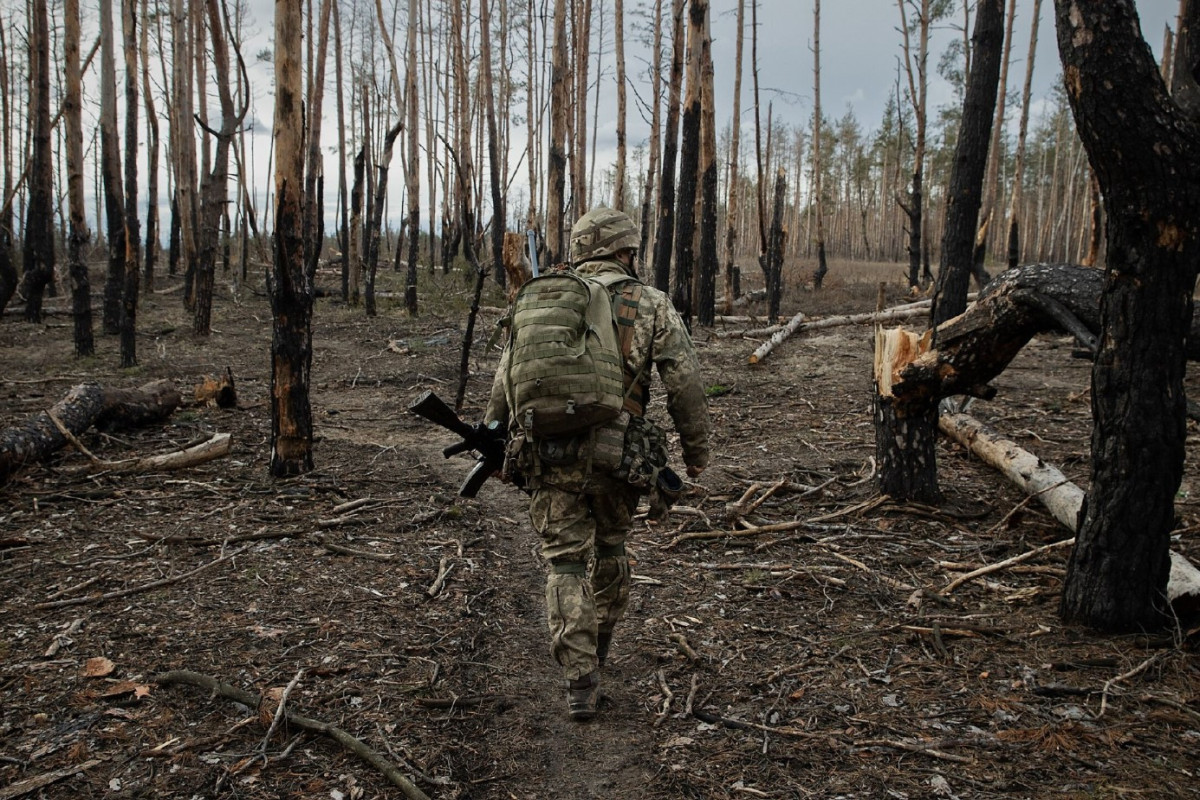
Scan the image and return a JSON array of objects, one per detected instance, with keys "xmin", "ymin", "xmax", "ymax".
[
  {"xmin": 348, "ymin": 148, "xmax": 365, "ymax": 305},
  {"xmin": 268, "ymin": 0, "xmax": 315, "ymax": 477},
  {"xmin": 696, "ymin": 2, "xmax": 718, "ymax": 328},
  {"xmin": 652, "ymin": 0, "xmax": 685, "ymax": 292},
  {"xmin": 19, "ymin": 0, "xmax": 56, "ymax": 324},
  {"xmin": 364, "ymin": 122, "xmax": 403, "ymax": 318},
  {"xmin": 480, "ymin": 0, "xmax": 505, "ymax": 296},
  {"xmin": 545, "ymin": 0, "xmax": 568, "ymax": 265},
  {"xmin": 1053, "ymin": 0, "xmax": 1200, "ymax": 631},
  {"xmin": 404, "ymin": 0, "xmax": 421, "ymax": 315},
  {"xmin": 0, "ymin": 12, "xmax": 14, "ymax": 317},
  {"xmin": 119, "ymin": 0, "xmax": 141, "ymax": 367},
  {"xmin": 672, "ymin": 0, "xmax": 703, "ymax": 324},
  {"xmin": 874, "ymin": 329, "xmax": 941, "ymax": 504},
  {"xmin": 931, "ymin": 0, "xmax": 1004, "ymax": 330},
  {"xmin": 811, "ymin": 0, "xmax": 828, "ymax": 290},
  {"xmin": 765, "ymin": 168, "xmax": 786, "ymax": 322},
  {"xmin": 64, "ymin": 0, "xmax": 94, "ymax": 356}
]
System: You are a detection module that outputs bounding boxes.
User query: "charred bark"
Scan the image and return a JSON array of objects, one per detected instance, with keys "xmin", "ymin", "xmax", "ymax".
[
  {"xmin": 1053, "ymin": 0, "xmax": 1200, "ymax": 631},
  {"xmin": 931, "ymin": 0, "xmax": 1004, "ymax": 330},
  {"xmin": 268, "ymin": 0, "xmax": 315, "ymax": 478},
  {"xmin": 64, "ymin": 0, "xmax": 93, "ymax": 356},
  {"xmin": 364, "ymin": 122, "xmax": 403, "ymax": 318},
  {"xmin": 19, "ymin": 0, "xmax": 56, "ymax": 324},
  {"xmin": 0, "ymin": 381, "xmax": 182, "ymax": 481},
  {"xmin": 765, "ymin": 169, "xmax": 786, "ymax": 322},
  {"xmin": 652, "ymin": 0, "xmax": 685, "ymax": 292},
  {"xmin": 672, "ymin": 0, "xmax": 703, "ymax": 323}
]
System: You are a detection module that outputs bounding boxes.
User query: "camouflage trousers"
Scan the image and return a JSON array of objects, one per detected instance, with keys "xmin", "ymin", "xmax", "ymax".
[{"xmin": 528, "ymin": 475, "xmax": 640, "ymax": 680}]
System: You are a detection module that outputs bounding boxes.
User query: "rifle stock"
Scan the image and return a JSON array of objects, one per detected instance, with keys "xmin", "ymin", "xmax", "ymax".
[{"xmin": 408, "ymin": 391, "xmax": 506, "ymax": 498}]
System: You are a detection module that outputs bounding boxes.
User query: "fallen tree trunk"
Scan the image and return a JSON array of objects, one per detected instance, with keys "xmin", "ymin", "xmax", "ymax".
[
  {"xmin": 939, "ymin": 410, "xmax": 1200, "ymax": 618},
  {"xmin": 61, "ymin": 433, "xmax": 232, "ymax": 476},
  {"xmin": 0, "ymin": 380, "xmax": 182, "ymax": 480},
  {"xmin": 739, "ymin": 299, "xmax": 956, "ymax": 352},
  {"xmin": 748, "ymin": 311, "xmax": 805, "ymax": 364}
]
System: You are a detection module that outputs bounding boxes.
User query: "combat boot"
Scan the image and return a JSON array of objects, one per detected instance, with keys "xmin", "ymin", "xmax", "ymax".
[{"xmin": 566, "ymin": 671, "xmax": 600, "ymax": 721}]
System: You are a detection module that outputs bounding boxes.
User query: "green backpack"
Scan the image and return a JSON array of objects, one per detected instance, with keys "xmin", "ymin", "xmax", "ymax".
[{"xmin": 504, "ymin": 271, "xmax": 641, "ymax": 439}]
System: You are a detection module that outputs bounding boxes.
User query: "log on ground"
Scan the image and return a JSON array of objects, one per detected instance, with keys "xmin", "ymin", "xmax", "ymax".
[
  {"xmin": 939, "ymin": 410, "xmax": 1200, "ymax": 618},
  {"xmin": 0, "ymin": 380, "xmax": 182, "ymax": 480}
]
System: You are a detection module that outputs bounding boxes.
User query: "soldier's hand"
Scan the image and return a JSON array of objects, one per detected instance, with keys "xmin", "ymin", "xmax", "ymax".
[{"xmin": 686, "ymin": 465, "xmax": 705, "ymax": 478}]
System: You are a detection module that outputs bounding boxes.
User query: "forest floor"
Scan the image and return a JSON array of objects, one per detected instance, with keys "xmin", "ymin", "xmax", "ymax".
[{"xmin": 1, "ymin": 258, "xmax": 1198, "ymax": 800}]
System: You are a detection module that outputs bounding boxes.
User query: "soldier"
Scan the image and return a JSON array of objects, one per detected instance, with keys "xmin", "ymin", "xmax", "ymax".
[{"xmin": 485, "ymin": 207, "xmax": 712, "ymax": 721}]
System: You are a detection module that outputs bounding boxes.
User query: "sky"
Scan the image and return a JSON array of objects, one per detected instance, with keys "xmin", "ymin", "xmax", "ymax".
[
  {"xmin": 276, "ymin": 0, "xmax": 1180, "ymax": 234},
  {"xmin": 36, "ymin": 0, "xmax": 1182, "ymax": 241}
]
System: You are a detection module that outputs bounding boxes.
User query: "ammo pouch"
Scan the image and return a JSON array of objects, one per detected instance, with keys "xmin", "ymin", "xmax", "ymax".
[{"xmin": 613, "ymin": 416, "xmax": 671, "ymax": 494}]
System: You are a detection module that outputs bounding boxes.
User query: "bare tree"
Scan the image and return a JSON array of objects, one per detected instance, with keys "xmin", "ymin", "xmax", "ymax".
[
  {"xmin": 404, "ymin": 0, "xmax": 421, "ymax": 314},
  {"xmin": 64, "ymin": 0, "xmax": 93, "ymax": 356},
  {"xmin": 672, "ymin": 0, "xmax": 704, "ymax": 321},
  {"xmin": 119, "ymin": 0, "xmax": 141, "ymax": 366},
  {"xmin": 1005, "ymin": 0, "xmax": 1041, "ymax": 268},
  {"xmin": 931, "ymin": 0, "xmax": 1004, "ymax": 329},
  {"xmin": 652, "ymin": 0, "xmax": 685, "ymax": 292},
  {"xmin": 547, "ymin": 0, "xmax": 568, "ymax": 264},
  {"xmin": 811, "ymin": 0, "xmax": 829, "ymax": 289},
  {"xmin": 193, "ymin": 0, "xmax": 249, "ymax": 336},
  {"xmin": 303, "ymin": 0, "xmax": 333, "ymax": 287},
  {"xmin": 0, "ymin": 15, "xmax": 14, "ymax": 316},
  {"xmin": 612, "ymin": 0, "xmax": 628, "ymax": 210},
  {"xmin": 896, "ymin": 0, "xmax": 933, "ymax": 290},
  {"xmin": 268, "ymin": 0, "xmax": 315, "ymax": 477},
  {"xmin": 696, "ymin": 0, "xmax": 718, "ymax": 327},
  {"xmin": 750, "ymin": 0, "xmax": 768, "ymax": 277},
  {"xmin": 141, "ymin": 0, "xmax": 160, "ymax": 293},
  {"xmin": 333, "ymin": 0, "xmax": 349, "ymax": 300},
  {"xmin": 172, "ymin": 0, "xmax": 199, "ymax": 308},
  {"xmin": 98, "ymin": 0, "xmax": 128, "ymax": 335},
  {"xmin": 722, "ymin": 0, "xmax": 745, "ymax": 313},
  {"xmin": 637, "ymin": 0, "xmax": 663, "ymax": 272},
  {"xmin": 972, "ymin": 0, "xmax": 1016, "ymax": 285},
  {"xmin": 572, "ymin": 0, "xmax": 592, "ymax": 218}
]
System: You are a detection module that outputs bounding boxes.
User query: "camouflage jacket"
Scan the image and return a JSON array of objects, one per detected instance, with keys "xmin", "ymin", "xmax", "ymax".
[{"xmin": 485, "ymin": 259, "xmax": 711, "ymax": 472}]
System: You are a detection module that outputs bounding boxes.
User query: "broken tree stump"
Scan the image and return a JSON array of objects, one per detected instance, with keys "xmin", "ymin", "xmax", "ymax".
[
  {"xmin": 874, "ymin": 327, "xmax": 941, "ymax": 503},
  {"xmin": 0, "ymin": 380, "xmax": 182, "ymax": 480}
]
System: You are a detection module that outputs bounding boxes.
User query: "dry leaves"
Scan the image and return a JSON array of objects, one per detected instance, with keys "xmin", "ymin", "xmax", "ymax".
[{"xmin": 82, "ymin": 657, "xmax": 115, "ymax": 678}]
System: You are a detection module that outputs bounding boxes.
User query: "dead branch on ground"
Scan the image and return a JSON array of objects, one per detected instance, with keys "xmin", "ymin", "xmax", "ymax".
[{"xmin": 155, "ymin": 670, "xmax": 431, "ymax": 800}]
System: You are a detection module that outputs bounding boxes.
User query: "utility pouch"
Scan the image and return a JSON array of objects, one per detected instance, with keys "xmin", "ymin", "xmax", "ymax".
[
  {"xmin": 614, "ymin": 416, "xmax": 670, "ymax": 493},
  {"xmin": 537, "ymin": 435, "xmax": 581, "ymax": 466}
]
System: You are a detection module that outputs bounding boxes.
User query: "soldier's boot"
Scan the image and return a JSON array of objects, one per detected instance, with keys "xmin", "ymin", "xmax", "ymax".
[{"xmin": 566, "ymin": 670, "xmax": 600, "ymax": 721}]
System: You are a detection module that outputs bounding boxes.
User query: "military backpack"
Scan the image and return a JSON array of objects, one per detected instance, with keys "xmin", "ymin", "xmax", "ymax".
[{"xmin": 503, "ymin": 270, "xmax": 643, "ymax": 440}]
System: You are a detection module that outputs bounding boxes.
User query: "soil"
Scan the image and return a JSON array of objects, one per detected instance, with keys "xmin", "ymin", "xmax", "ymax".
[{"xmin": 1, "ymin": 262, "xmax": 1198, "ymax": 800}]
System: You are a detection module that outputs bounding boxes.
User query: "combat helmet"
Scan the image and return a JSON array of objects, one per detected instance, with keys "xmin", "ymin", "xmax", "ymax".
[{"xmin": 569, "ymin": 207, "xmax": 640, "ymax": 265}]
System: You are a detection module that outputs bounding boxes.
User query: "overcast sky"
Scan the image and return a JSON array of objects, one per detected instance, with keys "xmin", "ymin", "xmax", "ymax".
[{"xmin": 86, "ymin": 0, "xmax": 1184, "ymax": 236}]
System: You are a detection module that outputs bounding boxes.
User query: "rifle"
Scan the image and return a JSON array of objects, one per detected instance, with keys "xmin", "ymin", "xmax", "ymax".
[{"xmin": 408, "ymin": 390, "xmax": 506, "ymax": 498}]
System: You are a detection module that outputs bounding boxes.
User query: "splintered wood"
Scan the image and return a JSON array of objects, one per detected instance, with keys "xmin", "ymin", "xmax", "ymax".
[{"xmin": 873, "ymin": 326, "xmax": 930, "ymax": 397}]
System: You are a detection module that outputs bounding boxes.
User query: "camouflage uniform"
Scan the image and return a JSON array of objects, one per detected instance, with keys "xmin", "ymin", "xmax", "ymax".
[{"xmin": 485, "ymin": 259, "xmax": 711, "ymax": 682}]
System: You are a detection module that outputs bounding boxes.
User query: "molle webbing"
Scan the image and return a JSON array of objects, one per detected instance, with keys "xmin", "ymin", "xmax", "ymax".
[{"xmin": 616, "ymin": 283, "xmax": 646, "ymax": 416}]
